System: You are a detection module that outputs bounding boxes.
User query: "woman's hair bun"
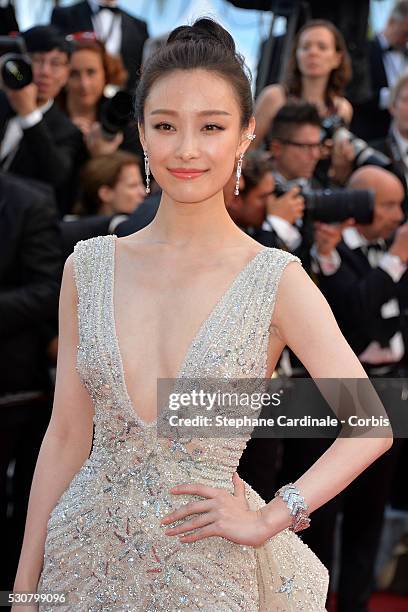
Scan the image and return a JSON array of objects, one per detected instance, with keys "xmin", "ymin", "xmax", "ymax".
[{"xmin": 167, "ymin": 18, "xmax": 236, "ymax": 54}]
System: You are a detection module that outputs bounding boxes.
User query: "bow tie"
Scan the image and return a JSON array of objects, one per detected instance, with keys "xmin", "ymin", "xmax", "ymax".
[
  {"xmin": 96, "ymin": 4, "xmax": 120, "ymax": 13},
  {"xmin": 360, "ymin": 241, "xmax": 386, "ymax": 267}
]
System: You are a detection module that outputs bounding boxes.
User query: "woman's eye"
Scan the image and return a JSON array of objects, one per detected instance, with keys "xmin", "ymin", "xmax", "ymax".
[
  {"xmin": 154, "ymin": 122, "xmax": 174, "ymax": 131},
  {"xmin": 203, "ymin": 124, "xmax": 224, "ymax": 132}
]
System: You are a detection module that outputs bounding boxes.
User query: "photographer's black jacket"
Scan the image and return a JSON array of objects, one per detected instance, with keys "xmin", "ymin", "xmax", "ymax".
[
  {"xmin": 0, "ymin": 94, "xmax": 83, "ymax": 216},
  {"xmin": 0, "ymin": 173, "xmax": 63, "ymax": 394}
]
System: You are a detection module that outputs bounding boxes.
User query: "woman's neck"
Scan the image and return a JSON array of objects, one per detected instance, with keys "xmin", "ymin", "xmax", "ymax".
[
  {"xmin": 301, "ymin": 76, "xmax": 330, "ymax": 110},
  {"xmin": 141, "ymin": 190, "xmax": 246, "ymax": 250},
  {"xmin": 66, "ymin": 96, "xmax": 97, "ymax": 121}
]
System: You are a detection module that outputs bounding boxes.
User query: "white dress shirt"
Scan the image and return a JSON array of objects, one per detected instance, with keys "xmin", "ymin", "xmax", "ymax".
[
  {"xmin": 0, "ymin": 99, "xmax": 53, "ymax": 166},
  {"xmin": 88, "ymin": 0, "xmax": 122, "ymax": 56},
  {"xmin": 262, "ymin": 215, "xmax": 302, "ymax": 250}
]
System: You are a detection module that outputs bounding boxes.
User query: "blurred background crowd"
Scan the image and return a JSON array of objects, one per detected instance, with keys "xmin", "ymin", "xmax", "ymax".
[{"xmin": 0, "ymin": 1, "xmax": 408, "ymax": 611}]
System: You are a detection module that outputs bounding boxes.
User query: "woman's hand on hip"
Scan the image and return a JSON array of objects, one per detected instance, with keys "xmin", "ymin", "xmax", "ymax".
[{"xmin": 161, "ymin": 472, "xmax": 272, "ymax": 547}]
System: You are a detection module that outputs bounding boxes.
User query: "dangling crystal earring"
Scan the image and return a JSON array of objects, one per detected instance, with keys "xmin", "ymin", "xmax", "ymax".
[
  {"xmin": 235, "ymin": 152, "xmax": 244, "ymax": 196},
  {"xmin": 144, "ymin": 151, "xmax": 150, "ymax": 194}
]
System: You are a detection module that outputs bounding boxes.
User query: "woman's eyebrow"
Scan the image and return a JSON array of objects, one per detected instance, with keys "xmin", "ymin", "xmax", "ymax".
[{"xmin": 150, "ymin": 109, "xmax": 232, "ymax": 116}]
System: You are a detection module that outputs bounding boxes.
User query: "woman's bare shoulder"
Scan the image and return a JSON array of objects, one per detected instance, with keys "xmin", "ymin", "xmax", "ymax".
[
  {"xmin": 334, "ymin": 96, "xmax": 353, "ymax": 124},
  {"xmin": 256, "ymin": 83, "xmax": 286, "ymax": 106}
]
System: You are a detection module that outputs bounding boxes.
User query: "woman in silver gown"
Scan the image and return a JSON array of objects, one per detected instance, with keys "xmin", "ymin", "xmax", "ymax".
[{"xmin": 13, "ymin": 18, "xmax": 392, "ymax": 612}]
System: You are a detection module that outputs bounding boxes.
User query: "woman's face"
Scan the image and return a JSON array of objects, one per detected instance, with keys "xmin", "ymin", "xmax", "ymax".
[
  {"xmin": 139, "ymin": 68, "xmax": 254, "ymax": 204},
  {"xmin": 67, "ymin": 49, "xmax": 106, "ymax": 108},
  {"xmin": 99, "ymin": 164, "xmax": 145, "ymax": 214},
  {"xmin": 296, "ymin": 26, "xmax": 341, "ymax": 80}
]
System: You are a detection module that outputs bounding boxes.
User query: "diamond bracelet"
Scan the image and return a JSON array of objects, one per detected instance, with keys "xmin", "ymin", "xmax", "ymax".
[{"xmin": 274, "ymin": 483, "xmax": 311, "ymax": 533}]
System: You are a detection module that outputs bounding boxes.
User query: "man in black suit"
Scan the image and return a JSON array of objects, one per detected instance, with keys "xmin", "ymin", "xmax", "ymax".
[
  {"xmin": 314, "ymin": 166, "xmax": 407, "ymax": 363},
  {"xmin": 369, "ymin": 72, "xmax": 408, "ymax": 219},
  {"xmin": 0, "ymin": 26, "xmax": 83, "ymax": 216},
  {"xmin": 0, "ymin": 1, "xmax": 18, "ymax": 35},
  {"xmin": 51, "ymin": 0, "xmax": 149, "ymax": 90},
  {"xmin": 0, "ymin": 172, "xmax": 62, "ymax": 590},
  {"xmin": 288, "ymin": 166, "xmax": 407, "ymax": 611},
  {"xmin": 351, "ymin": 0, "xmax": 408, "ymax": 142}
]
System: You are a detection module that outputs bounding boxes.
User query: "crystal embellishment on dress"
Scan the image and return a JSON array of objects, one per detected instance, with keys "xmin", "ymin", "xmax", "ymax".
[{"xmin": 36, "ymin": 234, "xmax": 329, "ymax": 611}]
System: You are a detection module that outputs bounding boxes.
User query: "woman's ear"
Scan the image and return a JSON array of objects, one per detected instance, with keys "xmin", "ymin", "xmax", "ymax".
[
  {"xmin": 138, "ymin": 122, "xmax": 146, "ymax": 151},
  {"xmin": 238, "ymin": 116, "xmax": 256, "ymax": 157},
  {"xmin": 98, "ymin": 185, "xmax": 113, "ymax": 204}
]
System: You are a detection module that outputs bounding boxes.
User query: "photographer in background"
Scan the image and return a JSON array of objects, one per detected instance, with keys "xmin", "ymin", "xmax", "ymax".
[
  {"xmin": 59, "ymin": 34, "xmax": 141, "ymax": 159},
  {"xmin": 314, "ymin": 165, "xmax": 407, "ymax": 370},
  {"xmin": 370, "ymin": 72, "xmax": 408, "ymax": 218},
  {"xmin": 352, "ymin": 1, "xmax": 408, "ymax": 142},
  {"xmin": 225, "ymin": 151, "xmax": 275, "ymax": 233},
  {"xmin": 0, "ymin": 172, "xmax": 62, "ymax": 591},
  {"xmin": 260, "ymin": 102, "xmax": 322, "ymax": 265},
  {"xmin": 0, "ymin": 26, "xmax": 83, "ymax": 216}
]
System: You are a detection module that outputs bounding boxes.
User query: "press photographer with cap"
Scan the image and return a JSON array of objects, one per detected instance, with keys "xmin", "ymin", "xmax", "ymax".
[{"xmin": 0, "ymin": 26, "xmax": 83, "ymax": 216}]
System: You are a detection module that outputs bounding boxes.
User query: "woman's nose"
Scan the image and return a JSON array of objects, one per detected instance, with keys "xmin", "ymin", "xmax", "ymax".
[{"xmin": 176, "ymin": 132, "xmax": 200, "ymax": 159}]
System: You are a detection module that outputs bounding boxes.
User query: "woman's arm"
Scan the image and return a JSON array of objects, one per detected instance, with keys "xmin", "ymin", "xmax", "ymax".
[
  {"xmin": 261, "ymin": 261, "xmax": 393, "ymax": 533},
  {"xmin": 13, "ymin": 255, "xmax": 94, "ymax": 594},
  {"xmin": 252, "ymin": 84, "xmax": 286, "ymax": 148},
  {"xmin": 159, "ymin": 262, "xmax": 392, "ymax": 548}
]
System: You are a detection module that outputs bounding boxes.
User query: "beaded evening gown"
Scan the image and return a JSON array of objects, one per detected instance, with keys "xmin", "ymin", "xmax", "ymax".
[{"xmin": 37, "ymin": 235, "xmax": 329, "ymax": 611}]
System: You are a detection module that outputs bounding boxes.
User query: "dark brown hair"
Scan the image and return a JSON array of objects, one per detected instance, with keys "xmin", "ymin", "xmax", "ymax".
[
  {"xmin": 267, "ymin": 101, "xmax": 321, "ymax": 146},
  {"xmin": 77, "ymin": 151, "xmax": 141, "ymax": 215},
  {"xmin": 136, "ymin": 18, "xmax": 253, "ymax": 127},
  {"xmin": 241, "ymin": 151, "xmax": 274, "ymax": 195},
  {"xmin": 284, "ymin": 19, "xmax": 352, "ymax": 102}
]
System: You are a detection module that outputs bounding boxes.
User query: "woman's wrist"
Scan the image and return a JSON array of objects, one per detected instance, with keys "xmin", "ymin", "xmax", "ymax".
[{"xmin": 258, "ymin": 496, "xmax": 293, "ymax": 538}]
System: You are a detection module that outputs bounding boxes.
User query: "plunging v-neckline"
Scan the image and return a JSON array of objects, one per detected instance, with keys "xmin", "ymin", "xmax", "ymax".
[{"xmin": 109, "ymin": 235, "xmax": 268, "ymax": 428}]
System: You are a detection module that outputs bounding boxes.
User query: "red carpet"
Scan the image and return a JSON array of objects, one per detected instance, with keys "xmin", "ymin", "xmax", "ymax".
[{"xmin": 328, "ymin": 592, "xmax": 408, "ymax": 611}]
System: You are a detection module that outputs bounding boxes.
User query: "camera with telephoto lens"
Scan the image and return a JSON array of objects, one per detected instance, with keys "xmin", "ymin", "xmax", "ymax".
[
  {"xmin": 321, "ymin": 115, "xmax": 391, "ymax": 169},
  {"xmin": 99, "ymin": 90, "xmax": 134, "ymax": 141},
  {"xmin": 273, "ymin": 178, "xmax": 374, "ymax": 224},
  {"xmin": 0, "ymin": 36, "xmax": 32, "ymax": 90}
]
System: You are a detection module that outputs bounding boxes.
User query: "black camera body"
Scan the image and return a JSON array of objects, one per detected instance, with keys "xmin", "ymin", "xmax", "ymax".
[
  {"xmin": 99, "ymin": 90, "xmax": 134, "ymax": 141},
  {"xmin": 0, "ymin": 36, "xmax": 32, "ymax": 90},
  {"xmin": 321, "ymin": 115, "xmax": 391, "ymax": 169},
  {"xmin": 273, "ymin": 179, "xmax": 374, "ymax": 225}
]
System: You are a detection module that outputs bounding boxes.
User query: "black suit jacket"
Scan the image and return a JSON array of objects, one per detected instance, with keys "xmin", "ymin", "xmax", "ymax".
[
  {"xmin": 0, "ymin": 95, "xmax": 83, "ymax": 216},
  {"xmin": 369, "ymin": 132, "xmax": 408, "ymax": 219},
  {"xmin": 317, "ymin": 241, "xmax": 408, "ymax": 362},
  {"xmin": 51, "ymin": 0, "xmax": 148, "ymax": 89},
  {"xmin": 0, "ymin": 4, "xmax": 18, "ymax": 34},
  {"xmin": 0, "ymin": 173, "xmax": 63, "ymax": 394},
  {"xmin": 115, "ymin": 192, "xmax": 161, "ymax": 236},
  {"xmin": 60, "ymin": 214, "xmax": 117, "ymax": 260},
  {"xmin": 351, "ymin": 35, "xmax": 392, "ymax": 141}
]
